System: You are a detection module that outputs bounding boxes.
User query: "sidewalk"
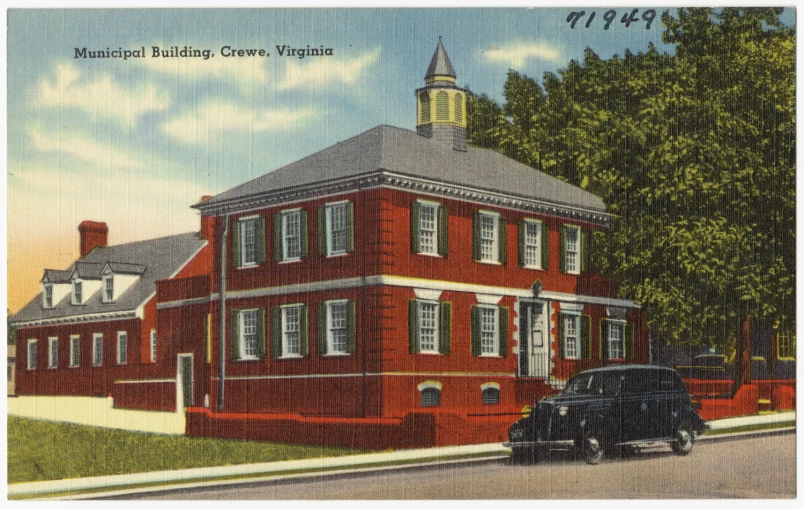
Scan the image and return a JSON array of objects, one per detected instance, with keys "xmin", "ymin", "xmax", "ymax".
[{"xmin": 8, "ymin": 411, "xmax": 795, "ymax": 499}]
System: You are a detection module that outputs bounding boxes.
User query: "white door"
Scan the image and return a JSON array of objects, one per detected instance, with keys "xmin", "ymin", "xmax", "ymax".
[{"xmin": 529, "ymin": 301, "xmax": 549, "ymax": 378}]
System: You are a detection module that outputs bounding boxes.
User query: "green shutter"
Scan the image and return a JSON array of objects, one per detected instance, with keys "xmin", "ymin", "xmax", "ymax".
[
  {"xmin": 232, "ymin": 220, "xmax": 242, "ymax": 268},
  {"xmin": 498, "ymin": 216, "xmax": 507, "ymax": 264},
  {"xmin": 230, "ymin": 309, "xmax": 240, "ymax": 361},
  {"xmin": 346, "ymin": 201, "xmax": 355, "ymax": 252},
  {"xmin": 317, "ymin": 206, "xmax": 327, "ymax": 256},
  {"xmin": 471, "ymin": 306, "xmax": 481, "ymax": 357},
  {"xmin": 408, "ymin": 300, "xmax": 419, "ymax": 354},
  {"xmin": 270, "ymin": 307, "xmax": 282, "ymax": 359},
  {"xmin": 601, "ymin": 319, "xmax": 610, "ymax": 360},
  {"xmin": 541, "ymin": 222, "xmax": 550, "ymax": 270},
  {"xmin": 581, "ymin": 315, "xmax": 591, "ymax": 359},
  {"xmin": 625, "ymin": 323, "xmax": 634, "ymax": 359},
  {"xmin": 410, "ymin": 201, "xmax": 421, "ymax": 254},
  {"xmin": 473, "ymin": 212, "xmax": 482, "ymax": 261},
  {"xmin": 558, "ymin": 313, "xmax": 565, "ymax": 359},
  {"xmin": 499, "ymin": 306, "xmax": 509, "ymax": 358},
  {"xmin": 580, "ymin": 229, "xmax": 590, "ymax": 274},
  {"xmin": 299, "ymin": 305, "xmax": 309, "ymax": 357},
  {"xmin": 437, "ymin": 205, "xmax": 449, "ymax": 257},
  {"xmin": 273, "ymin": 213, "xmax": 283, "ymax": 262},
  {"xmin": 559, "ymin": 226, "xmax": 566, "ymax": 273},
  {"xmin": 518, "ymin": 221, "xmax": 526, "ymax": 267},
  {"xmin": 347, "ymin": 300, "xmax": 357, "ymax": 354},
  {"xmin": 299, "ymin": 209, "xmax": 309, "ymax": 258},
  {"xmin": 439, "ymin": 301, "xmax": 451, "ymax": 355},
  {"xmin": 257, "ymin": 216, "xmax": 267, "ymax": 264},
  {"xmin": 257, "ymin": 308, "xmax": 267, "ymax": 359},
  {"xmin": 317, "ymin": 302, "xmax": 328, "ymax": 356}
]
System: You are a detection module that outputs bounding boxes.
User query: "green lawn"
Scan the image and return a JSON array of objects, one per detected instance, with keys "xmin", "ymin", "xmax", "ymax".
[{"xmin": 8, "ymin": 416, "xmax": 360, "ymax": 484}]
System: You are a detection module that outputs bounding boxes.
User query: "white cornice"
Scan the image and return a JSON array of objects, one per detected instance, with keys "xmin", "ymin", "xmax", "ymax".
[
  {"xmin": 12, "ymin": 310, "xmax": 138, "ymax": 330},
  {"xmin": 194, "ymin": 171, "xmax": 612, "ymax": 227}
]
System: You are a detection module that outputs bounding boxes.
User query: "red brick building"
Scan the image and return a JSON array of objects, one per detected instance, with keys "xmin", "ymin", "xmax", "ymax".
[{"xmin": 12, "ymin": 41, "xmax": 645, "ymax": 449}]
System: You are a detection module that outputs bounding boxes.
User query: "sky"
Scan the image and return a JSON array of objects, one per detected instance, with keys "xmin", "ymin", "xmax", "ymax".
[{"xmin": 5, "ymin": 6, "xmax": 796, "ymax": 312}]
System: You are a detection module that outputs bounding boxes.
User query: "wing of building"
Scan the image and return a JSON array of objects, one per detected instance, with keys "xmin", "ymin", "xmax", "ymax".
[{"xmin": 12, "ymin": 40, "xmax": 647, "ymax": 448}]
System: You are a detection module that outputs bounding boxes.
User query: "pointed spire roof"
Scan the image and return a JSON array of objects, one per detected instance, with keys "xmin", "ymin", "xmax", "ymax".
[{"xmin": 425, "ymin": 37, "xmax": 456, "ymax": 80}]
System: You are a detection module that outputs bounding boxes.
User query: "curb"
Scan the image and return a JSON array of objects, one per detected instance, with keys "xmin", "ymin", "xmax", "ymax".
[{"xmin": 9, "ymin": 412, "xmax": 796, "ymax": 500}]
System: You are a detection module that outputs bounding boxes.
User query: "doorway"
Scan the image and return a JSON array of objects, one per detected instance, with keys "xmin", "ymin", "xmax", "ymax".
[
  {"xmin": 519, "ymin": 300, "xmax": 549, "ymax": 378},
  {"xmin": 177, "ymin": 353, "xmax": 194, "ymax": 410}
]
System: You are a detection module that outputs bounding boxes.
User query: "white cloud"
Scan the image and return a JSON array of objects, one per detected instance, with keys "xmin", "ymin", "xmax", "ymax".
[
  {"xmin": 29, "ymin": 126, "xmax": 142, "ymax": 169},
  {"xmin": 482, "ymin": 41, "xmax": 560, "ymax": 69},
  {"xmin": 277, "ymin": 47, "xmax": 381, "ymax": 91},
  {"xmin": 137, "ymin": 49, "xmax": 269, "ymax": 91},
  {"xmin": 36, "ymin": 62, "xmax": 169, "ymax": 126},
  {"xmin": 161, "ymin": 101, "xmax": 316, "ymax": 144}
]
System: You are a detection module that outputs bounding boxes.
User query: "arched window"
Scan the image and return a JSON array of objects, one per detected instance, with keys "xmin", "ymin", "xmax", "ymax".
[
  {"xmin": 454, "ymin": 93, "xmax": 463, "ymax": 123},
  {"xmin": 436, "ymin": 92, "xmax": 449, "ymax": 121},
  {"xmin": 420, "ymin": 93, "xmax": 431, "ymax": 122},
  {"xmin": 421, "ymin": 387, "xmax": 441, "ymax": 407},
  {"xmin": 482, "ymin": 387, "xmax": 500, "ymax": 405}
]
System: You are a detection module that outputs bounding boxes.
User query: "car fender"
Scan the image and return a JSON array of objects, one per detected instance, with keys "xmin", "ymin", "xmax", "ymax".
[{"xmin": 679, "ymin": 407, "xmax": 707, "ymax": 435}]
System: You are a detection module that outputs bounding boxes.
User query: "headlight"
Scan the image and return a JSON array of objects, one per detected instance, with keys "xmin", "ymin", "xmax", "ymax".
[
  {"xmin": 509, "ymin": 428, "xmax": 524, "ymax": 440},
  {"xmin": 558, "ymin": 406, "xmax": 568, "ymax": 417}
]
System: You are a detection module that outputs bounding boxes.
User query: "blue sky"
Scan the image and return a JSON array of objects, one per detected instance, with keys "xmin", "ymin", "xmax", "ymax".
[{"xmin": 5, "ymin": 7, "xmax": 795, "ymax": 310}]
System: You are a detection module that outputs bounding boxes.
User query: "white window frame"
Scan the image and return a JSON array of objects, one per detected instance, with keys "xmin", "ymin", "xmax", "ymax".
[
  {"xmin": 48, "ymin": 337, "xmax": 58, "ymax": 369},
  {"xmin": 43, "ymin": 283, "xmax": 53, "ymax": 308},
  {"xmin": 478, "ymin": 211, "xmax": 500, "ymax": 263},
  {"xmin": 523, "ymin": 219, "xmax": 543, "ymax": 269},
  {"xmin": 239, "ymin": 309, "xmax": 260, "ymax": 360},
  {"xmin": 607, "ymin": 320, "xmax": 626, "ymax": 360},
  {"xmin": 563, "ymin": 313, "xmax": 581, "ymax": 360},
  {"xmin": 27, "ymin": 339, "xmax": 37, "ymax": 370},
  {"xmin": 92, "ymin": 333, "xmax": 103, "ymax": 366},
  {"xmin": 281, "ymin": 304, "xmax": 304, "ymax": 358},
  {"xmin": 239, "ymin": 216, "xmax": 259, "ymax": 267},
  {"xmin": 326, "ymin": 300, "xmax": 349, "ymax": 355},
  {"xmin": 565, "ymin": 225, "xmax": 581, "ymax": 275},
  {"xmin": 325, "ymin": 201, "xmax": 349, "ymax": 256},
  {"xmin": 150, "ymin": 329, "xmax": 157, "ymax": 362},
  {"xmin": 417, "ymin": 300, "xmax": 440, "ymax": 354},
  {"xmin": 70, "ymin": 334, "xmax": 80, "ymax": 367},
  {"xmin": 417, "ymin": 200, "xmax": 439, "ymax": 256},
  {"xmin": 103, "ymin": 275, "xmax": 114, "ymax": 303},
  {"xmin": 281, "ymin": 208, "xmax": 303, "ymax": 261},
  {"xmin": 478, "ymin": 305, "xmax": 500, "ymax": 357},
  {"xmin": 72, "ymin": 279, "xmax": 83, "ymax": 305},
  {"xmin": 117, "ymin": 331, "xmax": 128, "ymax": 365}
]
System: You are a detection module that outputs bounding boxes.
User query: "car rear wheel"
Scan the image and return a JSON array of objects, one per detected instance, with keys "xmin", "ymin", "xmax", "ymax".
[
  {"xmin": 671, "ymin": 423, "xmax": 694, "ymax": 456},
  {"xmin": 583, "ymin": 436, "xmax": 604, "ymax": 465}
]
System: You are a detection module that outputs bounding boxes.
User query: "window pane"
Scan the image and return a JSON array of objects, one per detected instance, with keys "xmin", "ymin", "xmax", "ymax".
[
  {"xmin": 419, "ymin": 205, "xmax": 437, "ymax": 254},
  {"xmin": 150, "ymin": 330, "xmax": 157, "ymax": 362},
  {"xmin": 565, "ymin": 228, "xmax": 579, "ymax": 273},
  {"xmin": 329, "ymin": 302, "xmax": 348, "ymax": 353},
  {"xmin": 482, "ymin": 387, "xmax": 500, "ymax": 404},
  {"xmin": 564, "ymin": 316, "xmax": 578, "ymax": 359},
  {"xmin": 421, "ymin": 387, "xmax": 440, "ymax": 407},
  {"xmin": 70, "ymin": 337, "xmax": 79, "ymax": 367},
  {"xmin": 28, "ymin": 341, "xmax": 36, "ymax": 369},
  {"xmin": 329, "ymin": 204, "xmax": 347, "ymax": 254},
  {"xmin": 49, "ymin": 339, "xmax": 57, "ymax": 368},
  {"xmin": 525, "ymin": 222, "xmax": 541, "ymax": 268},
  {"xmin": 75, "ymin": 281, "xmax": 82, "ymax": 304},
  {"xmin": 93, "ymin": 335, "xmax": 103, "ymax": 365},
  {"xmin": 118, "ymin": 333, "xmax": 127, "ymax": 364},
  {"xmin": 608, "ymin": 323, "xmax": 624, "ymax": 359},
  {"xmin": 284, "ymin": 211, "xmax": 301, "ymax": 259},
  {"xmin": 105, "ymin": 277, "xmax": 114, "ymax": 301},
  {"xmin": 480, "ymin": 214, "xmax": 497, "ymax": 261},
  {"xmin": 242, "ymin": 310, "xmax": 258, "ymax": 358},
  {"xmin": 480, "ymin": 307, "xmax": 498, "ymax": 355},
  {"xmin": 283, "ymin": 307, "xmax": 301, "ymax": 355},
  {"xmin": 418, "ymin": 302, "xmax": 438, "ymax": 352},
  {"xmin": 241, "ymin": 220, "xmax": 257, "ymax": 265}
]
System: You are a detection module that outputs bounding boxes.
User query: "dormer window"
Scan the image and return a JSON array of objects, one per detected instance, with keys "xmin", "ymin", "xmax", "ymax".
[
  {"xmin": 43, "ymin": 283, "xmax": 53, "ymax": 308},
  {"xmin": 103, "ymin": 275, "xmax": 114, "ymax": 303},
  {"xmin": 73, "ymin": 280, "xmax": 83, "ymax": 305}
]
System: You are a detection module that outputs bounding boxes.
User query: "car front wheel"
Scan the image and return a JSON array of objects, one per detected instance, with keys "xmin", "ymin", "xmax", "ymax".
[
  {"xmin": 512, "ymin": 445, "xmax": 539, "ymax": 464},
  {"xmin": 671, "ymin": 423, "xmax": 694, "ymax": 456}
]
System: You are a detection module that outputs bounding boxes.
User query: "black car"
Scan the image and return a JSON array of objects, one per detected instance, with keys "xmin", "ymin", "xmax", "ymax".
[{"xmin": 505, "ymin": 365, "xmax": 707, "ymax": 464}]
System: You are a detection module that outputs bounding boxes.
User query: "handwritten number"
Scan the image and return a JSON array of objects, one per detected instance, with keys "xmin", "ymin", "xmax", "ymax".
[
  {"xmin": 620, "ymin": 9, "xmax": 640, "ymax": 28},
  {"xmin": 566, "ymin": 11, "xmax": 584, "ymax": 29},
  {"xmin": 585, "ymin": 11, "xmax": 596, "ymax": 29},
  {"xmin": 642, "ymin": 9, "xmax": 657, "ymax": 30},
  {"xmin": 602, "ymin": 10, "xmax": 616, "ymax": 30}
]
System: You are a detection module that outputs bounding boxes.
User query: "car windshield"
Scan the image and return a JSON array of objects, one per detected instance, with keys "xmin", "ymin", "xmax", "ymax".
[{"xmin": 563, "ymin": 371, "xmax": 621, "ymax": 396}]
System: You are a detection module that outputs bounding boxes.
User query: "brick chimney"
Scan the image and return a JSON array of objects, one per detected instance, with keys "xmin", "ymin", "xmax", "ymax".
[
  {"xmin": 78, "ymin": 221, "xmax": 108, "ymax": 257},
  {"xmin": 199, "ymin": 196, "xmax": 214, "ymax": 240}
]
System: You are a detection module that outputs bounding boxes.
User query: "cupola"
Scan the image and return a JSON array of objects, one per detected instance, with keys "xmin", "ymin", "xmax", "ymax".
[{"xmin": 416, "ymin": 38, "xmax": 468, "ymax": 152}]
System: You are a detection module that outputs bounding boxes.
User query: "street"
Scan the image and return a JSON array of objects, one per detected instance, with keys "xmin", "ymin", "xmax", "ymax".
[{"xmin": 111, "ymin": 433, "xmax": 795, "ymax": 499}]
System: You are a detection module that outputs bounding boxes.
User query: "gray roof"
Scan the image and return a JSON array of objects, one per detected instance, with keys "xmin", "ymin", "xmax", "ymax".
[
  {"xmin": 198, "ymin": 125, "xmax": 606, "ymax": 213},
  {"xmin": 12, "ymin": 232, "xmax": 206, "ymax": 325},
  {"xmin": 425, "ymin": 38, "xmax": 456, "ymax": 80},
  {"xmin": 105, "ymin": 262, "xmax": 148, "ymax": 275},
  {"xmin": 72, "ymin": 262, "xmax": 103, "ymax": 280},
  {"xmin": 41, "ymin": 269, "xmax": 71, "ymax": 284}
]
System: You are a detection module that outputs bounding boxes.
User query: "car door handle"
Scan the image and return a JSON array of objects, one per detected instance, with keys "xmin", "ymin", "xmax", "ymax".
[{"xmin": 640, "ymin": 402, "xmax": 648, "ymax": 411}]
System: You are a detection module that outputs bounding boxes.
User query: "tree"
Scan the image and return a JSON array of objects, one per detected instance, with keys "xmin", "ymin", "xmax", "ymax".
[{"xmin": 466, "ymin": 8, "xmax": 795, "ymax": 350}]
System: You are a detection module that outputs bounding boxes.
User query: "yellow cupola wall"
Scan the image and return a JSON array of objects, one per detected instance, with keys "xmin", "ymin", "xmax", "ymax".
[{"xmin": 416, "ymin": 38, "xmax": 468, "ymax": 151}]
